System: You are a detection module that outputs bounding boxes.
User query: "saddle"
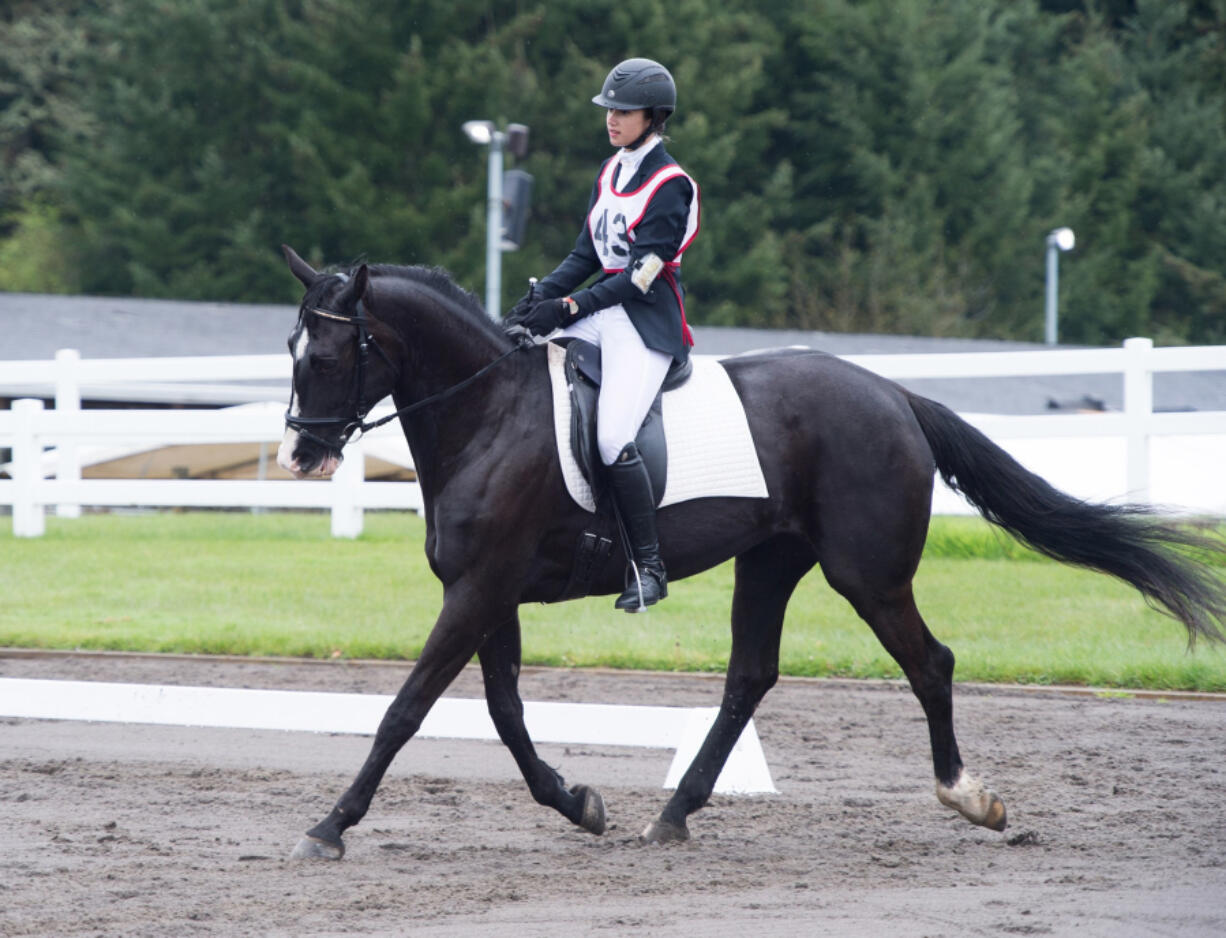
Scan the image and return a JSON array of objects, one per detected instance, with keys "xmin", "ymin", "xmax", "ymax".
[
  {"xmin": 554, "ymin": 338, "xmax": 692, "ymax": 601},
  {"xmin": 561, "ymin": 338, "xmax": 692, "ymax": 505}
]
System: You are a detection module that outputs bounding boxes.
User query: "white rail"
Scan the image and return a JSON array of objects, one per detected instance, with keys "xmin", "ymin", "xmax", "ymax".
[
  {"xmin": 0, "ymin": 400, "xmax": 421, "ymax": 537},
  {"xmin": 2, "ymin": 349, "xmax": 290, "ymax": 404},
  {"xmin": 2, "ymin": 338, "xmax": 1225, "ymax": 537},
  {"xmin": 849, "ymin": 338, "xmax": 1226, "ymax": 507}
]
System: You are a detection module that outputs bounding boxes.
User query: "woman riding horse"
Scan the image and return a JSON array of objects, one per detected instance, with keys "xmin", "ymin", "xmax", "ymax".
[
  {"xmin": 508, "ymin": 57, "xmax": 700, "ymax": 613},
  {"xmin": 277, "ymin": 246, "xmax": 1226, "ymax": 860}
]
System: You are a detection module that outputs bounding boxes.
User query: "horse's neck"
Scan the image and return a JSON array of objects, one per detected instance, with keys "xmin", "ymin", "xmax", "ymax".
[
  {"xmin": 388, "ymin": 286, "xmax": 505, "ymax": 392},
  {"xmin": 393, "ymin": 369, "xmax": 519, "ymax": 513},
  {"xmin": 382, "ymin": 289, "xmax": 513, "ymax": 496}
]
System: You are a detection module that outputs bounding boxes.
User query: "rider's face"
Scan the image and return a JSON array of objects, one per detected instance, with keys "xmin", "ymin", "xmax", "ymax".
[{"xmin": 606, "ymin": 108, "xmax": 650, "ymax": 148}]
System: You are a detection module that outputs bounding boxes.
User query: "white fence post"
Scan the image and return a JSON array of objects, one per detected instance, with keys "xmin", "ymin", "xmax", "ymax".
[
  {"xmin": 330, "ymin": 441, "xmax": 365, "ymax": 538},
  {"xmin": 54, "ymin": 348, "xmax": 82, "ymax": 519},
  {"xmin": 12, "ymin": 399, "xmax": 46, "ymax": 537},
  {"xmin": 1122, "ymin": 337, "xmax": 1154, "ymax": 503}
]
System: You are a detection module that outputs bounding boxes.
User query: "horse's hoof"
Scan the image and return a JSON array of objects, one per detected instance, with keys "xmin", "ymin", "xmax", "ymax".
[
  {"xmin": 638, "ymin": 816, "xmax": 689, "ymax": 845},
  {"xmin": 571, "ymin": 784, "xmax": 606, "ymax": 835},
  {"xmin": 289, "ymin": 835, "xmax": 345, "ymax": 861},
  {"xmin": 982, "ymin": 793, "xmax": 1008, "ymax": 832},
  {"xmin": 937, "ymin": 772, "xmax": 1008, "ymax": 832}
]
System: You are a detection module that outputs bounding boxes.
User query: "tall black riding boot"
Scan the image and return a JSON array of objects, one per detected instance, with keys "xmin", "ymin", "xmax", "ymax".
[{"xmin": 607, "ymin": 442, "xmax": 668, "ymax": 612}]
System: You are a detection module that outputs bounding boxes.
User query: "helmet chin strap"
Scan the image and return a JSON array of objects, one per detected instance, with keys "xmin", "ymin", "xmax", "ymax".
[{"xmin": 624, "ymin": 124, "xmax": 657, "ymax": 151}]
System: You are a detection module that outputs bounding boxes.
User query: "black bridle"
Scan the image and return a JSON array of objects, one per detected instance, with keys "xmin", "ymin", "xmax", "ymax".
[{"xmin": 284, "ymin": 282, "xmax": 520, "ymax": 451}]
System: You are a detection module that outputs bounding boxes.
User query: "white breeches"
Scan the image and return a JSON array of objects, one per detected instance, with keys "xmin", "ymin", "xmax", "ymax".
[{"xmin": 556, "ymin": 304, "xmax": 673, "ymax": 466}]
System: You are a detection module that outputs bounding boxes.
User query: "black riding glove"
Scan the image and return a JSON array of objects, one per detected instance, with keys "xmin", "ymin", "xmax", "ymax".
[
  {"xmin": 505, "ymin": 291, "xmax": 534, "ymax": 324},
  {"xmin": 521, "ymin": 297, "xmax": 573, "ymax": 336}
]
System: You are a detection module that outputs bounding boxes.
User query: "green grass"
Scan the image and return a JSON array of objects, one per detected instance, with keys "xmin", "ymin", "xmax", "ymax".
[{"xmin": 2, "ymin": 511, "xmax": 1224, "ymax": 691}]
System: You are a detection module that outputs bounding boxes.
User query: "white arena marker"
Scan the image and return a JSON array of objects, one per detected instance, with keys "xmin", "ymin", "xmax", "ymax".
[
  {"xmin": 662, "ymin": 707, "xmax": 774, "ymax": 795},
  {"xmin": 0, "ymin": 678, "xmax": 776, "ymax": 795}
]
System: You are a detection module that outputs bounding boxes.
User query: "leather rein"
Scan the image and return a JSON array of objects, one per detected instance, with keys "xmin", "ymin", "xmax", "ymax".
[{"xmin": 284, "ymin": 294, "xmax": 520, "ymax": 451}]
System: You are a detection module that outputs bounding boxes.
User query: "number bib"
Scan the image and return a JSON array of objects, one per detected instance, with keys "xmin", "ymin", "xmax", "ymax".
[{"xmin": 587, "ymin": 160, "xmax": 699, "ymax": 273}]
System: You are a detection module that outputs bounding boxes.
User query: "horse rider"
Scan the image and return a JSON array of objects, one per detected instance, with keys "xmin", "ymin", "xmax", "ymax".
[{"xmin": 507, "ymin": 57, "xmax": 701, "ymax": 612}]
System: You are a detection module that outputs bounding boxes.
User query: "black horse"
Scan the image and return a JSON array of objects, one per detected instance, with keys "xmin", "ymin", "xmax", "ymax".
[{"xmin": 277, "ymin": 245, "xmax": 1226, "ymax": 860}]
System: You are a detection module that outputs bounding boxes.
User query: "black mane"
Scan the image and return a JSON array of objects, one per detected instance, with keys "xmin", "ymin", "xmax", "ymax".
[{"xmin": 362, "ymin": 263, "xmax": 509, "ymax": 345}]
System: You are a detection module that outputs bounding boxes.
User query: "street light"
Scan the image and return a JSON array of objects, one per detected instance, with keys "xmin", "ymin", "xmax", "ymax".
[
  {"xmin": 462, "ymin": 120, "xmax": 530, "ymax": 320},
  {"xmin": 1045, "ymin": 226, "xmax": 1075, "ymax": 345},
  {"xmin": 462, "ymin": 120, "xmax": 494, "ymax": 146}
]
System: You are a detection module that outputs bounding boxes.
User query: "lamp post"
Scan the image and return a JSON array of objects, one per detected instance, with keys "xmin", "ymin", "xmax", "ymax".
[
  {"xmin": 1044, "ymin": 226, "xmax": 1075, "ymax": 345},
  {"xmin": 462, "ymin": 120, "xmax": 529, "ymax": 320}
]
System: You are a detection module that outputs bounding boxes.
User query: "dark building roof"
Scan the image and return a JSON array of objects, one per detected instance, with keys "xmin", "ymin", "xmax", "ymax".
[
  {"xmin": 3, "ymin": 292, "xmax": 292, "ymax": 359},
  {"xmin": 3, "ymin": 291, "xmax": 1223, "ymax": 414}
]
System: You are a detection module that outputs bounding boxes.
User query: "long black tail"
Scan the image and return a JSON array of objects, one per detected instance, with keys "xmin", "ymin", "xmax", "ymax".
[{"xmin": 906, "ymin": 392, "xmax": 1226, "ymax": 646}]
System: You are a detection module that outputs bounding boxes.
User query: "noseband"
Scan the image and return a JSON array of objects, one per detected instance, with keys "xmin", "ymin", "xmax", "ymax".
[{"xmin": 284, "ymin": 279, "xmax": 520, "ymax": 452}]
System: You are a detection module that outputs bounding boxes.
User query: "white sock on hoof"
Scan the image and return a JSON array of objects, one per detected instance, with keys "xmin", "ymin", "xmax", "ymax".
[{"xmin": 936, "ymin": 770, "xmax": 994, "ymax": 824}]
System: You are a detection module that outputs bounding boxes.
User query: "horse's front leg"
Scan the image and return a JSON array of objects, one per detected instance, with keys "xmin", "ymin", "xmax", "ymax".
[
  {"xmin": 478, "ymin": 615, "xmax": 606, "ymax": 834},
  {"xmin": 290, "ymin": 583, "xmax": 502, "ymax": 861}
]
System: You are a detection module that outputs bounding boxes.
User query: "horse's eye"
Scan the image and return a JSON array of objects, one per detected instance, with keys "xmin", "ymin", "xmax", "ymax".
[{"xmin": 310, "ymin": 355, "xmax": 339, "ymax": 375}]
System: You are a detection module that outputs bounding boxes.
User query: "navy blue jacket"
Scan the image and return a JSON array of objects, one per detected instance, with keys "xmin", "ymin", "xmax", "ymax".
[{"xmin": 536, "ymin": 144, "xmax": 697, "ymax": 363}]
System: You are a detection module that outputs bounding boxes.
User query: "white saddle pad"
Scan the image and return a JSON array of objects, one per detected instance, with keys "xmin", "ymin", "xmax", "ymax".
[{"xmin": 547, "ymin": 342, "xmax": 769, "ymax": 513}]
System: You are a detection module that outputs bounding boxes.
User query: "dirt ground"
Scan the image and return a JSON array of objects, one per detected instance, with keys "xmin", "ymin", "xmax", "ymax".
[{"xmin": 1, "ymin": 651, "xmax": 1224, "ymax": 937}]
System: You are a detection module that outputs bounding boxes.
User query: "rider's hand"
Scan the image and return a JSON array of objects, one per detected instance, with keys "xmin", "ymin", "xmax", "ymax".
[
  {"xmin": 504, "ymin": 322, "xmax": 536, "ymax": 349},
  {"xmin": 505, "ymin": 291, "xmax": 534, "ymax": 324},
  {"xmin": 521, "ymin": 297, "xmax": 574, "ymax": 336}
]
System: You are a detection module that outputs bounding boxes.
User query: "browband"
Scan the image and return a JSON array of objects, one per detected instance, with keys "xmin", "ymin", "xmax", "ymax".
[{"xmin": 309, "ymin": 306, "xmax": 359, "ymax": 323}]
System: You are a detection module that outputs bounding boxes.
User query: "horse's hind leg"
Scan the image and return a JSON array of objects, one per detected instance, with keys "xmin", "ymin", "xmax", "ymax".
[
  {"xmin": 640, "ymin": 536, "xmax": 815, "ymax": 844},
  {"xmin": 477, "ymin": 615, "xmax": 606, "ymax": 834},
  {"xmin": 825, "ymin": 565, "xmax": 1007, "ymax": 832}
]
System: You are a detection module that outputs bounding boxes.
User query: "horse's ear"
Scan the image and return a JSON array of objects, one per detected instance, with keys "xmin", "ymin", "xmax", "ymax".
[
  {"xmin": 282, "ymin": 244, "xmax": 319, "ymax": 287},
  {"xmin": 353, "ymin": 264, "xmax": 370, "ymax": 305}
]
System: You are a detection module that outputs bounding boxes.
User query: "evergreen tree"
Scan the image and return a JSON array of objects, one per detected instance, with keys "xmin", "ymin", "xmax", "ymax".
[
  {"xmin": 2, "ymin": 0, "xmax": 1224, "ymax": 343},
  {"xmin": 0, "ymin": 0, "xmax": 94, "ymax": 291},
  {"xmin": 1124, "ymin": 0, "xmax": 1226, "ymax": 343},
  {"xmin": 769, "ymin": 0, "xmax": 1039, "ymax": 337}
]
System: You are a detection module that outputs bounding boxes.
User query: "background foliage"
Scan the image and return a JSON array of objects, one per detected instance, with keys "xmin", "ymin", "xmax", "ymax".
[{"xmin": 2, "ymin": 0, "xmax": 1225, "ymax": 343}]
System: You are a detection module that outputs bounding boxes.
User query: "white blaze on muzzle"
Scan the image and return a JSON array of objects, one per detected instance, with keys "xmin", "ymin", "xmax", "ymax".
[{"xmin": 277, "ymin": 424, "xmax": 342, "ymax": 478}]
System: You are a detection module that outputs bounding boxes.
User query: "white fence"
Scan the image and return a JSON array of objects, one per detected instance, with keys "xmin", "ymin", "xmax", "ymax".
[
  {"xmin": 2, "ymin": 337, "xmax": 1225, "ymax": 538},
  {"xmin": 0, "ymin": 401, "xmax": 421, "ymax": 538},
  {"xmin": 846, "ymin": 336, "xmax": 1226, "ymax": 509},
  {"xmin": 0, "ymin": 348, "xmax": 419, "ymax": 537}
]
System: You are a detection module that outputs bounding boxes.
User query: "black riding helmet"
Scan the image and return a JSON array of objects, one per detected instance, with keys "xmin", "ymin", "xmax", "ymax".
[{"xmin": 592, "ymin": 58, "xmax": 676, "ymax": 117}]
